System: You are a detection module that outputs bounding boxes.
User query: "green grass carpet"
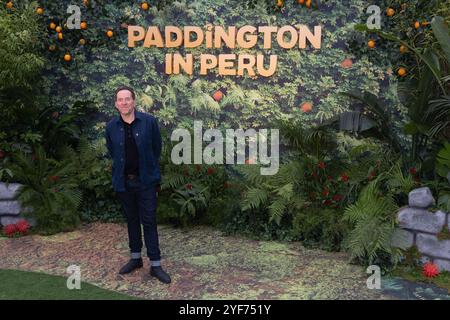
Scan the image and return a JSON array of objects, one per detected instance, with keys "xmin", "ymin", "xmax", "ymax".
[{"xmin": 0, "ymin": 269, "xmax": 141, "ymax": 300}]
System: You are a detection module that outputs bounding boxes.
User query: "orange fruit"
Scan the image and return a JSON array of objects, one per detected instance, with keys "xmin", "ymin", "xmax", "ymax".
[
  {"xmin": 64, "ymin": 53, "xmax": 71, "ymax": 62},
  {"xmin": 386, "ymin": 8, "xmax": 395, "ymax": 17},
  {"xmin": 79, "ymin": 38, "xmax": 86, "ymax": 45},
  {"xmin": 48, "ymin": 44, "xmax": 56, "ymax": 52},
  {"xmin": 80, "ymin": 21, "xmax": 87, "ymax": 30},
  {"xmin": 6, "ymin": 2, "xmax": 13, "ymax": 9},
  {"xmin": 399, "ymin": 45, "xmax": 408, "ymax": 53},
  {"xmin": 212, "ymin": 90, "xmax": 223, "ymax": 102},
  {"xmin": 341, "ymin": 58, "xmax": 353, "ymax": 69},
  {"xmin": 58, "ymin": 33, "xmax": 63, "ymax": 41},
  {"xmin": 49, "ymin": 22, "xmax": 56, "ymax": 29},
  {"xmin": 298, "ymin": 0, "xmax": 305, "ymax": 3},
  {"xmin": 55, "ymin": 26, "xmax": 62, "ymax": 33},
  {"xmin": 106, "ymin": 30, "xmax": 113, "ymax": 38},
  {"xmin": 36, "ymin": 7, "xmax": 44, "ymax": 14},
  {"xmin": 397, "ymin": 67, "xmax": 407, "ymax": 77},
  {"xmin": 305, "ymin": 0, "xmax": 311, "ymax": 7},
  {"xmin": 276, "ymin": 0, "xmax": 283, "ymax": 8},
  {"xmin": 300, "ymin": 102, "xmax": 313, "ymax": 113},
  {"xmin": 141, "ymin": 2, "xmax": 149, "ymax": 10},
  {"xmin": 414, "ymin": 21, "xmax": 420, "ymax": 29},
  {"xmin": 368, "ymin": 39, "xmax": 376, "ymax": 48}
]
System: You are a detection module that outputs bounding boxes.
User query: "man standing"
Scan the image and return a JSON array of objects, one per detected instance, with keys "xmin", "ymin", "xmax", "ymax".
[{"xmin": 105, "ymin": 86, "xmax": 171, "ymax": 284}]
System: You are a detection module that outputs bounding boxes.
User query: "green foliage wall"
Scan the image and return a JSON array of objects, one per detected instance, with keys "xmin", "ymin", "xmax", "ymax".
[{"xmin": 35, "ymin": 0, "xmax": 405, "ymax": 135}]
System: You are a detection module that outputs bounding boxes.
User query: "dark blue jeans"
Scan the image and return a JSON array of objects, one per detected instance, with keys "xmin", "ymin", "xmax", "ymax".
[{"xmin": 116, "ymin": 177, "xmax": 161, "ymax": 261}]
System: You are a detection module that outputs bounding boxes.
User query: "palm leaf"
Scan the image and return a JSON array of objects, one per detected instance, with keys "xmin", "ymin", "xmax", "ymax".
[
  {"xmin": 431, "ymin": 16, "xmax": 450, "ymax": 66},
  {"xmin": 426, "ymin": 95, "xmax": 450, "ymax": 138}
]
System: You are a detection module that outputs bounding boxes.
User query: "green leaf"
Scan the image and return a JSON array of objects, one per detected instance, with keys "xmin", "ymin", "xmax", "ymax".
[
  {"xmin": 431, "ymin": 16, "xmax": 450, "ymax": 66},
  {"xmin": 241, "ymin": 188, "xmax": 269, "ymax": 211},
  {"xmin": 268, "ymin": 198, "xmax": 286, "ymax": 225},
  {"xmin": 436, "ymin": 142, "xmax": 450, "ymax": 179},
  {"xmin": 438, "ymin": 193, "xmax": 450, "ymax": 212},
  {"xmin": 140, "ymin": 92, "xmax": 153, "ymax": 108},
  {"xmin": 403, "ymin": 122, "xmax": 418, "ymax": 135}
]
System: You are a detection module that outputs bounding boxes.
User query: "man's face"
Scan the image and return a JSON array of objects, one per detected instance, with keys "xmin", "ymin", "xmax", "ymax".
[{"xmin": 115, "ymin": 90, "xmax": 135, "ymax": 116}]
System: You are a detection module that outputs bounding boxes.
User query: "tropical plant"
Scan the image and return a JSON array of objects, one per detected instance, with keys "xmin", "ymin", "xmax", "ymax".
[
  {"xmin": 291, "ymin": 207, "xmax": 349, "ymax": 251},
  {"xmin": 0, "ymin": 2, "xmax": 46, "ymax": 160},
  {"xmin": 386, "ymin": 160, "xmax": 419, "ymax": 198},
  {"xmin": 57, "ymin": 135, "xmax": 124, "ymax": 222},
  {"xmin": 340, "ymin": 91, "xmax": 402, "ymax": 153},
  {"xmin": 35, "ymin": 100, "xmax": 99, "ymax": 158},
  {"xmin": 278, "ymin": 119, "xmax": 338, "ymax": 161},
  {"xmin": 436, "ymin": 142, "xmax": 450, "ymax": 180},
  {"xmin": 6, "ymin": 145, "xmax": 83, "ymax": 234},
  {"xmin": 354, "ymin": 13, "xmax": 450, "ymax": 163},
  {"xmin": 0, "ymin": 2, "xmax": 44, "ymax": 89},
  {"xmin": 238, "ymin": 119, "xmax": 397, "ymax": 241},
  {"xmin": 343, "ymin": 180, "xmax": 405, "ymax": 268},
  {"xmin": 170, "ymin": 183, "xmax": 209, "ymax": 226},
  {"xmin": 433, "ymin": 142, "xmax": 450, "ymax": 211},
  {"xmin": 157, "ymin": 127, "xmax": 231, "ymax": 225},
  {"xmin": 239, "ymin": 160, "xmax": 305, "ymax": 225},
  {"xmin": 426, "ymin": 95, "xmax": 450, "ymax": 140}
]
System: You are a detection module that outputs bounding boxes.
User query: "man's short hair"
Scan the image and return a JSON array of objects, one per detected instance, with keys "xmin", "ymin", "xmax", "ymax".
[{"xmin": 115, "ymin": 86, "xmax": 135, "ymax": 101}]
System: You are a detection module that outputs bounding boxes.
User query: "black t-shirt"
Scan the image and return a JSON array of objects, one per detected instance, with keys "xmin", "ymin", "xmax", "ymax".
[{"xmin": 121, "ymin": 117, "xmax": 139, "ymax": 176}]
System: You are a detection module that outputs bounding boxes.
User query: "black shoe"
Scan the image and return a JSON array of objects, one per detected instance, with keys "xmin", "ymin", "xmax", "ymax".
[
  {"xmin": 150, "ymin": 266, "xmax": 171, "ymax": 284},
  {"xmin": 118, "ymin": 258, "xmax": 143, "ymax": 274}
]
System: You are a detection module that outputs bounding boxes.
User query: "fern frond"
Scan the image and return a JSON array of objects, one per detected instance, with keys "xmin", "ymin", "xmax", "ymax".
[
  {"xmin": 222, "ymin": 85, "xmax": 245, "ymax": 106},
  {"xmin": 387, "ymin": 161, "xmax": 415, "ymax": 194},
  {"xmin": 161, "ymin": 172, "xmax": 188, "ymax": 189},
  {"xmin": 343, "ymin": 181, "xmax": 399, "ymax": 265},
  {"xmin": 57, "ymin": 188, "xmax": 83, "ymax": 210},
  {"xmin": 241, "ymin": 187, "xmax": 269, "ymax": 211},
  {"xmin": 276, "ymin": 183, "xmax": 294, "ymax": 201},
  {"xmin": 268, "ymin": 198, "xmax": 288, "ymax": 225},
  {"xmin": 237, "ymin": 164, "xmax": 268, "ymax": 186},
  {"xmin": 203, "ymin": 93, "xmax": 221, "ymax": 112},
  {"xmin": 270, "ymin": 160, "xmax": 303, "ymax": 186},
  {"xmin": 169, "ymin": 74, "xmax": 189, "ymax": 88}
]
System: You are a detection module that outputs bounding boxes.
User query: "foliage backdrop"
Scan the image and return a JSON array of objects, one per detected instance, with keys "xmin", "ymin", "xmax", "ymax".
[{"xmin": 38, "ymin": 0, "xmax": 405, "ymax": 136}]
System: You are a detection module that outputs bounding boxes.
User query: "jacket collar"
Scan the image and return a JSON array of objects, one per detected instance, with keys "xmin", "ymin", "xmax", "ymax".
[{"xmin": 115, "ymin": 109, "xmax": 143, "ymax": 124}]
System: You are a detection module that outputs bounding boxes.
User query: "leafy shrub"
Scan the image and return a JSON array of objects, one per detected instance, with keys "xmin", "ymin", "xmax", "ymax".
[
  {"xmin": 158, "ymin": 127, "xmax": 232, "ymax": 226},
  {"xmin": 70, "ymin": 137, "xmax": 124, "ymax": 222},
  {"xmin": 169, "ymin": 182, "xmax": 209, "ymax": 226},
  {"xmin": 342, "ymin": 180, "xmax": 405, "ymax": 268},
  {"xmin": 155, "ymin": 196, "xmax": 181, "ymax": 225},
  {"xmin": 291, "ymin": 208, "xmax": 349, "ymax": 251},
  {"xmin": 238, "ymin": 161, "xmax": 305, "ymax": 225},
  {"xmin": 7, "ymin": 146, "xmax": 82, "ymax": 235},
  {"xmin": 79, "ymin": 198, "xmax": 124, "ymax": 223},
  {"xmin": 431, "ymin": 142, "xmax": 450, "ymax": 211},
  {"xmin": 220, "ymin": 205, "xmax": 295, "ymax": 242},
  {"xmin": 0, "ymin": 2, "xmax": 46, "ymax": 177},
  {"xmin": 204, "ymin": 192, "xmax": 242, "ymax": 228}
]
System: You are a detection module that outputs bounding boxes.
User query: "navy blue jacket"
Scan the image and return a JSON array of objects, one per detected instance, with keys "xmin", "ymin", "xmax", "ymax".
[{"xmin": 105, "ymin": 110, "xmax": 162, "ymax": 192}]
